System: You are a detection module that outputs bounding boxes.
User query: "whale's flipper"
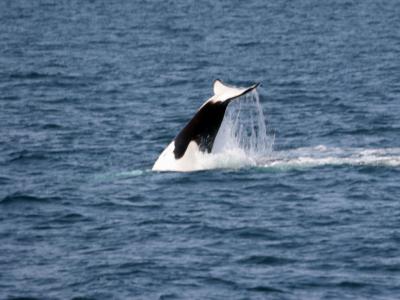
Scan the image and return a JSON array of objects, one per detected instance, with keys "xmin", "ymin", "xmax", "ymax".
[{"xmin": 152, "ymin": 80, "xmax": 259, "ymax": 172}]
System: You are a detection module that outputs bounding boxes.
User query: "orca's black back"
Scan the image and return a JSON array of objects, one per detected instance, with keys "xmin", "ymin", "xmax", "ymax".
[{"xmin": 173, "ymin": 101, "xmax": 230, "ymax": 159}]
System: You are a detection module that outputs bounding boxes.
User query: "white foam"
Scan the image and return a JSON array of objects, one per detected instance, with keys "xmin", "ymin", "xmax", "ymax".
[
  {"xmin": 196, "ymin": 148, "xmax": 256, "ymax": 171},
  {"xmin": 262, "ymin": 146, "xmax": 400, "ymax": 170}
]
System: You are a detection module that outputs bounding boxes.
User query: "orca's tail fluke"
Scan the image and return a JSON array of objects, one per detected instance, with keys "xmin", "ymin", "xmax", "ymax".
[{"xmin": 213, "ymin": 79, "xmax": 260, "ymax": 102}]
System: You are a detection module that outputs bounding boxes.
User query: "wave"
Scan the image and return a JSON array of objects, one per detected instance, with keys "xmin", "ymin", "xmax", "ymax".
[
  {"xmin": 0, "ymin": 193, "xmax": 56, "ymax": 205},
  {"xmin": 7, "ymin": 150, "xmax": 48, "ymax": 163}
]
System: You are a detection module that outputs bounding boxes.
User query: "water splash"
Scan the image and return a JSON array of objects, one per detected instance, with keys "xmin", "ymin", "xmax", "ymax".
[{"xmin": 212, "ymin": 89, "xmax": 274, "ymax": 162}]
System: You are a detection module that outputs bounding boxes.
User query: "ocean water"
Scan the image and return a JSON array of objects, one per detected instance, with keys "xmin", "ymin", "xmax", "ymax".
[{"xmin": 1, "ymin": 0, "xmax": 400, "ymax": 299}]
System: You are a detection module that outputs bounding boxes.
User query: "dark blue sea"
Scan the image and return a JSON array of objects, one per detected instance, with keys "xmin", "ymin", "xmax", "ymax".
[{"xmin": 1, "ymin": 1, "xmax": 400, "ymax": 299}]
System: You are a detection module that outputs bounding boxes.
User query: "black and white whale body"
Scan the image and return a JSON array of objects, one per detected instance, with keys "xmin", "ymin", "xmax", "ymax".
[{"xmin": 152, "ymin": 80, "xmax": 260, "ymax": 171}]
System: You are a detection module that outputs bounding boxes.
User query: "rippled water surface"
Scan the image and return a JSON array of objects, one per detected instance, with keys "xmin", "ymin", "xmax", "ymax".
[{"xmin": 1, "ymin": 1, "xmax": 400, "ymax": 299}]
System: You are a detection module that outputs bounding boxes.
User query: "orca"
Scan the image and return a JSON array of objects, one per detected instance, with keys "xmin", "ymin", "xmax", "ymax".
[{"xmin": 152, "ymin": 80, "xmax": 260, "ymax": 172}]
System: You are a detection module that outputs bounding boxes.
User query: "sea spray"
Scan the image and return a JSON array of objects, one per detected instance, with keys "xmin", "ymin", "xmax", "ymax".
[{"xmin": 212, "ymin": 89, "xmax": 273, "ymax": 160}]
